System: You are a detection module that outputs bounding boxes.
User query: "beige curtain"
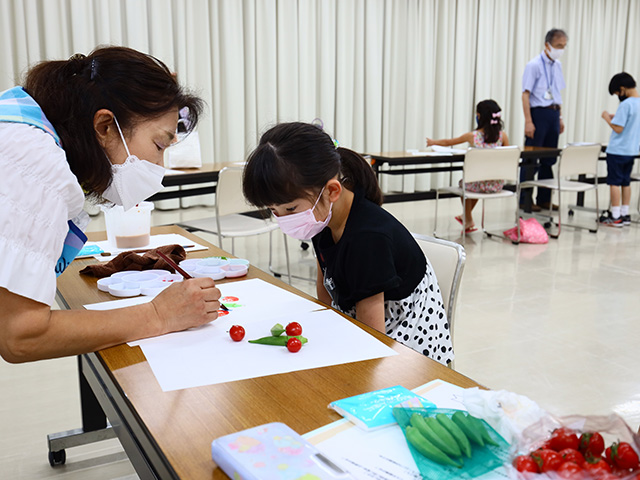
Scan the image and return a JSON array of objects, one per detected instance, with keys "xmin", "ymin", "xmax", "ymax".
[{"xmin": 1, "ymin": 0, "xmax": 639, "ymax": 193}]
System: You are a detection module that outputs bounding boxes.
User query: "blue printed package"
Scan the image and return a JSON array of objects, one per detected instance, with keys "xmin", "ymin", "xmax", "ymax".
[
  {"xmin": 211, "ymin": 422, "xmax": 355, "ymax": 480},
  {"xmin": 328, "ymin": 385, "xmax": 436, "ymax": 431},
  {"xmin": 77, "ymin": 244, "xmax": 104, "ymax": 256}
]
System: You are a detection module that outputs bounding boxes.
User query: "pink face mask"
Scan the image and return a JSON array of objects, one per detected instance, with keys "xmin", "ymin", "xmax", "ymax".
[{"xmin": 274, "ymin": 187, "xmax": 333, "ymax": 240}]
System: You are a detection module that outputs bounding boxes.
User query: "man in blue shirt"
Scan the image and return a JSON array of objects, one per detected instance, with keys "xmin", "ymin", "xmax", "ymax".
[
  {"xmin": 520, "ymin": 29, "xmax": 568, "ymax": 212},
  {"xmin": 599, "ymin": 73, "xmax": 640, "ymax": 227}
]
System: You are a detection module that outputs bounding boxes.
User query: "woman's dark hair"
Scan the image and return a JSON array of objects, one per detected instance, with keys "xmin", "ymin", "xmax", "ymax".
[
  {"xmin": 476, "ymin": 99, "xmax": 503, "ymax": 144},
  {"xmin": 609, "ymin": 72, "xmax": 636, "ymax": 95},
  {"xmin": 243, "ymin": 122, "xmax": 383, "ymax": 207},
  {"xmin": 23, "ymin": 46, "xmax": 205, "ymax": 195}
]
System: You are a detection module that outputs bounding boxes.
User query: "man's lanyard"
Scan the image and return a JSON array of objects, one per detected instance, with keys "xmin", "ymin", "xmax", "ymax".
[{"xmin": 540, "ymin": 53, "xmax": 554, "ymax": 89}]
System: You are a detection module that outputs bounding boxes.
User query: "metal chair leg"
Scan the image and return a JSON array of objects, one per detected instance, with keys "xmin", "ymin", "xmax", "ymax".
[
  {"xmin": 461, "ymin": 194, "xmax": 466, "ymax": 243},
  {"xmin": 434, "ymin": 190, "xmax": 440, "ymax": 237},
  {"xmin": 555, "ymin": 191, "xmax": 562, "ymax": 238}
]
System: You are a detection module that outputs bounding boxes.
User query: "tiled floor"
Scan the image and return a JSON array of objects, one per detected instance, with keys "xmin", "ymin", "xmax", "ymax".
[{"xmin": 1, "ymin": 188, "xmax": 639, "ymax": 479}]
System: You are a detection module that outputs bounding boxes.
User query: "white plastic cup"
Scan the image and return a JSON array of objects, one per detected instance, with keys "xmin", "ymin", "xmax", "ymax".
[{"xmin": 101, "ymin": 202, "xmax": 154, "ymax": 249}]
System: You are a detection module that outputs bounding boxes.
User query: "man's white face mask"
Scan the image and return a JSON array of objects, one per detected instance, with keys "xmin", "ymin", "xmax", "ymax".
[
  {"xmin": 102, "ymin": 117, "xmax": 166, "ymax": 211},
  {"xmin": 547, "ymin": 45, "xmax": 564, "ymax": 61}
]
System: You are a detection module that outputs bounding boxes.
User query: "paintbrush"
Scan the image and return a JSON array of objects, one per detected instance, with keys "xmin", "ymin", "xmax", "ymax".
[{"xmin": 155, "ymin": 250, "xmax": 229, "ymax": 312}]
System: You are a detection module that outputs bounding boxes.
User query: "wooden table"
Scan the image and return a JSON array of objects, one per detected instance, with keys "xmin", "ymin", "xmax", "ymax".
[
  {"xmin": 52, "ymin": 225, "xmax": 481, "ymax": 479},
  {"xmin": 367, "ymin": 146, "xmax": 562, "ymax": 203}
]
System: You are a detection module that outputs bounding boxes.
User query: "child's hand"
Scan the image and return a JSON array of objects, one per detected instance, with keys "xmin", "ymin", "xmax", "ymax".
[
  {"xmin": 426, "ymin": 137, "xmax": 436, "ymax": 147},
  {"xmin": 601, "ymin": 111, "xmax": 613, "ymax": 122}
]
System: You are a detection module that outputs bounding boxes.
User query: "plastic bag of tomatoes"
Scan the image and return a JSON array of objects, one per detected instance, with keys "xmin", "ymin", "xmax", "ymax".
[{"xmin": 507, "ymin": 413, "xmax": 640, "ymax": 480}]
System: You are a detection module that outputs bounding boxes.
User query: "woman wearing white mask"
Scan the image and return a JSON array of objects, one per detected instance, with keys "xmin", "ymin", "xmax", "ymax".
[
  {"xmin": 0, "ymin": 46, "xmax": 221, "ymax": 363},
  {"xmin": 242, "ymin": 123, "xmax": 453, "ymax": 366}
]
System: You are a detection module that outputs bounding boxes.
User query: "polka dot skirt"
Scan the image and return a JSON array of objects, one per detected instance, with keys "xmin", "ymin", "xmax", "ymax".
[{"xmin": 338, "ymin": 260, "xmax": 454, "ymax": 366}]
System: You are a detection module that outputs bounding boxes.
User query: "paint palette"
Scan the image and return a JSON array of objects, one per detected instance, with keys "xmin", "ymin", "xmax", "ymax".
[
  {"xmin": 179, "ymin": 257, "xmax": 249, "ymax": 281},
  {"xmin": 97, "ymin": 269, "xmax": 183, "ymax": 297}
]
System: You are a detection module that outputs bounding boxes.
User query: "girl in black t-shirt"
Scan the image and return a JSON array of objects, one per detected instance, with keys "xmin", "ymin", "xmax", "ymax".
[{"xmin": 242, "ymin": 122, "xmax": 453, "ymax": 365}]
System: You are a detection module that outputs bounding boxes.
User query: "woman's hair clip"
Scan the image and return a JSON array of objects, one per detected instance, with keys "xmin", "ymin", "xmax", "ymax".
[
  {"xmin": 90, "ymin": 59, "xmax": 98, "ymax": 80},
  {"xmin": 332, "ymin": 138, "xmax": 340, "ymax": 149},
  {"xmin": 492, "ymin": 111, "xmax": 502, "ymax": 118}
]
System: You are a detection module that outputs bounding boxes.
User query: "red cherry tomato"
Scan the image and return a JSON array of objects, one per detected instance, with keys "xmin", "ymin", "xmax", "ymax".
[
  {"xmin": 285, "ymin": 322, "xmax": 303, "ymax": 336},
  {"xmin": 532, "ymin": 449, "xmax": 563, "ymax": 472},
  {"xmin": 548, "ymin": 428, "xmax": 580, "ymax": 452},
  {"xmin": 579, "ymin": 432, "xmax": 605, "ymax": 457},
  {"xmin": 559, "ymin": 448, "xmax": 585, "ymax": 465},
  {"xmin": 582, "ymin": 456, "xmax": 612, "ymax": 474},
  {"xmin": 557, "ymin": 461, "xmax": 583, "ymax": 478},
  {"xmin": 514, "ymin": 455, "xmax": 538, "ymax": 473},
  {"xmin": 229, "ymin": 325, "xmax": 245, "ymax": 342},
  {"xmin": 286, "ymin": 337, "xmax": 302, "ymax": 353},
  {"xmin": 613, "ymin": 442, "xmax": 640, "ymax": 470}
]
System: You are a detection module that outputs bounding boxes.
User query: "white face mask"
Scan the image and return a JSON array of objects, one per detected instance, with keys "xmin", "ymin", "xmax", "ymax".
[
  {"xmin": 547, "ymin": 45, "xmax": 564, "ymax": 61},
  {"xmin": 274, "ymin": 187, "xmax": 333, "ymax": 240},
  {"xmin": 102, "ymin": 117, "xmax": 166, "ymax": 211}
]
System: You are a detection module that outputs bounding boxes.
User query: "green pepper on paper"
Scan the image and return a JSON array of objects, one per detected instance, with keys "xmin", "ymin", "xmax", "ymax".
[{"xmin": 270, "ymin": 323, "xmax": 285, "ymax": 337}]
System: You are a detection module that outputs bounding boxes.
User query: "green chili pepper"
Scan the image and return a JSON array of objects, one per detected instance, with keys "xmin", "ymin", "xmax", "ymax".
[
  {"xmin": 270, "ymin": 323, "xmax": 285, "ymax": 337},
  {"xmin": 248, "ymin": 335, "xmax": 308, "ymax": 346}
]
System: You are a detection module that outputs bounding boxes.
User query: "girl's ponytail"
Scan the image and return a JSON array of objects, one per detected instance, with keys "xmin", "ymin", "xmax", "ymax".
[
  {"xmin": 476, "ymin": 99, "xmax": 503, "ymax": 144},
  {"xmin": 337, "ymin": 147, "xmax": 383, "ymax": 206}
]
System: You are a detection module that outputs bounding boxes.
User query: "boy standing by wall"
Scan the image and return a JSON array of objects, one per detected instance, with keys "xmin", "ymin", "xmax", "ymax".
[{"xmin": 600, "ymin": 72, "xmax": 640, "ymax": 227}]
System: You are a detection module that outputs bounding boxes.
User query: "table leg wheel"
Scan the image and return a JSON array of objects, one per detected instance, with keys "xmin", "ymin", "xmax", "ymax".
[
  {"xmin": 48, "ymin": 449, "xmax": 66, "ymax": 467},
  {"xmin": 300, "ymin": 242, "xmax": 309, "ymax": 251},
  {"xmin": 544, "ymin": 222, "xmax": 552, "ymax": 229},
  {"xmin": 568, "ymin": 209, "xmax": 574, "ymax": 217}
]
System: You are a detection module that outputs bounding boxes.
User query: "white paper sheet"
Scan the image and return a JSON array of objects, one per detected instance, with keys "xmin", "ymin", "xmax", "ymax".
[
  {"xmin": 163, "ymin": 169, "xmax": 188, "ymax": 175},
  {"xmin": 406, "ymin": 149, "xmax": 454, "ymax": 157},
  {"xmin": 80, "ymin": 233, "xmax": 208, "ymax": 261},
  {"xmin": 142, "ymin": 307, "xmax": 396, "ymax": 391},
  {"xmin": 304, "ymin": 380, "xmax": 510, "ymax": 480},
  {"xmin": 85, "ymin": 296, "xmax": 153, "ymax": 310},
  {"xmin": 430, "ymin": 145, "xmax": 468, "ymax": 154}
]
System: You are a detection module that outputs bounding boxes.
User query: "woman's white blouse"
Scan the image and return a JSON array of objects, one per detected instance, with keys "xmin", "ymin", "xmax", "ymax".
[{"xmin": 0, "ymin": 123, "xmax": 85, "ymax": 306}]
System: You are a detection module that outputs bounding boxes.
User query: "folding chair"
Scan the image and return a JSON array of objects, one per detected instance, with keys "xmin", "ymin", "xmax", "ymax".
[
  {"xmin": 520, "ymin": 143, "xmax": 601, "ymax": 238},
  {"xmin": 411, "ymin": 233, "xmax": 466, "ymax": 369},
  {"xmin": 434, "ymin": 146, "xmax": 521, "ymax": 243},
  {"xmin": 630, "ymin": 172, "xmax": 640, "ymax": 221},
  {"xmin": 177, "ymin": 166, "xmax": 291, "ymax": 283}
]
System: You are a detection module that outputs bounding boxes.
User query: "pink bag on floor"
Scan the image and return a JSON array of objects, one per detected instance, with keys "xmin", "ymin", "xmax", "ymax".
[{"xmin": 503, "ymin": 217, "xmax": 549, "ymax": 244}]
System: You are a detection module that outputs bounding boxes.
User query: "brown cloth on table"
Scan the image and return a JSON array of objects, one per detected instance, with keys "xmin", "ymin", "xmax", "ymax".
[{"xmin": 79, "ymin": 244, "xmax": 187, "ymax": 278}]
